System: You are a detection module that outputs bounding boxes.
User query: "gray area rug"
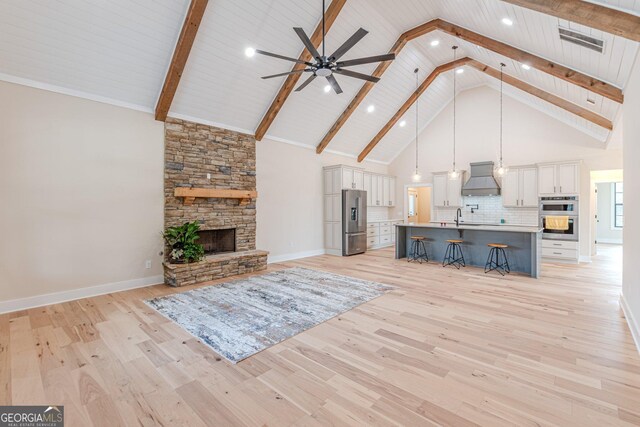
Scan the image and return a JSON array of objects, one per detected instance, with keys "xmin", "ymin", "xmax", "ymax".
[{"xmin": 145, "ymin": 267, "xmax": 393, "ymax": 363}]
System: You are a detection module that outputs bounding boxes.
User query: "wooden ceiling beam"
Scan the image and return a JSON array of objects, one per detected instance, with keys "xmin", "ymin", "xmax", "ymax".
[
  {"xmin": 435, "ymin": 19, "xmax": 624, "ymax": 103},
  {"xmin": 155, "ymin": 0, "xmax": 209, "ymax": 121},
  {"xmin": 317, "ymin": 18, "xmax": 623, "ymax": 155},
  {"xmin": 357, "ymin": 58, "xmax": 613, "ymax": 162},
  {"xmin": 500, "ymin": 0, "xmax": 640, "ymax": 42},
  {"xmin": 254, "ymin": 0, "xmax": 347, "ymax": 141},
  {"xmin": 356, "ymin": 57, "xmax": 472, "ymax": 162},
  {"xmin": 467, "ymin": 59, "xmax": 613, "ymax": 130}
]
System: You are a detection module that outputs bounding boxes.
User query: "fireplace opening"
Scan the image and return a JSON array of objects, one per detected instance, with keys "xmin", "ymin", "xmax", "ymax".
[{"xmin": 197, "ymin": 228, "xmax": 236, "ymax": 256}]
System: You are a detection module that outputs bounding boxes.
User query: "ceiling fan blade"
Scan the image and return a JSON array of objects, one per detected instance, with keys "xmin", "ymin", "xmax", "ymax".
[
  {"xmin": 261, "ymin": 69, "xmax": 308, "ymax": 79},
  {"xmin": 326, "ymin": 74, "xmax": 343, "ymax": 94},
  {"xmin": 336, "ymin": 53, "xmax": 396, "ymax": 68},
  {"xmin": 329, "ymin": 28, "xmax": 368, "ymax": 61},
  {"xmin": 295, "ymin": 74, "xmax": 317, "ymax": 91},
  {"xmin": 293, "ymin": 27, "xmax": 321, "ymax": 59},
  {"xmin": 256, "ymin": 49, "xmax": 312, "ymax": 66},
  {"xmin": 334, "ymin": 69, "xmax": 380, "ymax": 83}
]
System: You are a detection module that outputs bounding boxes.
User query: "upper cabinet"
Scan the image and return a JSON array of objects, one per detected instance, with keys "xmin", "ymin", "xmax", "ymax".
[
  {"xmin": 363, "ymin": 172, "xmax": 395, "ymax": 207},
  {"xmin": 538, "ymin": 162, "xmax": 580, "ymax": 196},
  {"xmin": 324, "ymin": 165, "xmax": 364, "ymax": 192},
  {"xmin": 502, "ymin": 167, "xmax": 538, "ymax": 207},
  {"xmin": 433, "ymin": 172, "xmax": 464, "ymax": 208}
]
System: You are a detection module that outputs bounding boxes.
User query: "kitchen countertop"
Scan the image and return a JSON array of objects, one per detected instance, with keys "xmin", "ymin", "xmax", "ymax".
[
  {"xmin": 367, "ymin": 218, "xmax": 403, "ymax": 223},
  {"xmin": 397, "ymin": 222, "xmax": 542, "ymax": 233}
]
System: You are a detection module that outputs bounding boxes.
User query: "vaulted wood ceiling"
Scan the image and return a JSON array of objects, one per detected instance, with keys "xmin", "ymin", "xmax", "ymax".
[{"xmin": 0, "ymin": 0, "xmax": 638, "ymax": 163}]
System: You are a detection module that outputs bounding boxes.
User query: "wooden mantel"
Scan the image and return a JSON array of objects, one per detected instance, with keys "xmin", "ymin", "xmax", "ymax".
[{"xmin": 174, "ymin": 188, "xmax": 257, "ymax": 205}]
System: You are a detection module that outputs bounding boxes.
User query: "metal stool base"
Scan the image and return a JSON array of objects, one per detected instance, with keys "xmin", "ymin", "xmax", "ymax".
[
  {"xmin": 408, "ymin": 239, "xmax": 429, "ymax": 264},
  {"xmin": 442, "ymin": 242, "xmax": 465, "ymax": 269},
  {"xmin": 484, "ymin": 247, "xmax": 511, "ymax": 276}
]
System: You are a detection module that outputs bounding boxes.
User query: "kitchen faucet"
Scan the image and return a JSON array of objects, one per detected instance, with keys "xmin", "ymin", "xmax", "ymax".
[{"xmin": 455, "ymin": 208, "xmax": 462, "ymax": 227}]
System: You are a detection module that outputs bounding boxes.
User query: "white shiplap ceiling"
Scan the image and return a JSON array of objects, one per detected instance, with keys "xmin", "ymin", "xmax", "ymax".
[{"xmin": 0, "ymin": 0, "xmax": 637, "ymax": 163}]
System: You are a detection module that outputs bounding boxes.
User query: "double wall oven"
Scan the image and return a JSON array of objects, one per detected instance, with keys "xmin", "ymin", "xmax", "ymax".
[{"xmin": 539, "ymin": 196, "xmax": 579, "ymax": 241}]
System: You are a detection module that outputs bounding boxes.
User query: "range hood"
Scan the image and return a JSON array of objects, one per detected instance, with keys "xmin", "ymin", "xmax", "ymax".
[{"xmin": 461, "ymin": 161, "xmax": 501, "ymax": 196}]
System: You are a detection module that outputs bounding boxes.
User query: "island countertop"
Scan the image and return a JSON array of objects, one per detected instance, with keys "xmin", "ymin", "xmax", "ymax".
[{"xmin": 397, "ymin": 222, "xmax": 542, "ymax": 234}]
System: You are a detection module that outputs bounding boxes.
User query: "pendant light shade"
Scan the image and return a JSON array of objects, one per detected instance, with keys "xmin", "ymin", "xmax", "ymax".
[
  {"xmin": 412, "ymin": 68, "xmax": 422, "ymax": 182},
  {"xmin": 495, "ymin": 62, "xmax": 509, "ymax": 177},
  {"xmin": 448, "ymin": 46, "xmax": 460, "ymax": 181}
]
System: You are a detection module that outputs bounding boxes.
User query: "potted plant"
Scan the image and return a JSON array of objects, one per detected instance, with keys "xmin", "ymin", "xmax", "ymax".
[{"xmin": 163, "ymin": 221, "xmax": 205, "ymax": 264}]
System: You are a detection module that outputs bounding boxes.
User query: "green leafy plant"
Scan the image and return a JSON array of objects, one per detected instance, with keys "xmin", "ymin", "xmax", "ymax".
[{"xmin": 163, "ymin": 221, "xmax": 205, "ymax": 263}]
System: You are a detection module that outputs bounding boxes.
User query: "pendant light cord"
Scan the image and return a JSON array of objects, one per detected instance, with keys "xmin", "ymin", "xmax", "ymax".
[
  {"xmin": 500, "ymin": 63, "xmax": 505, "ymax": 167},
  {"xmin": 452, "ymin": 46, "xmax": 458, "ymax": 173},
  {"xmin": 415, "ymin": 68, "xmax": 419, "ymax": 173}
]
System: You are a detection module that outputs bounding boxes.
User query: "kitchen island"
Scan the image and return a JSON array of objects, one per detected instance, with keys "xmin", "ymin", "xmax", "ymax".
[{"xmin": 395, "ymin": 223, "xmax": 543, "ymax": 278}]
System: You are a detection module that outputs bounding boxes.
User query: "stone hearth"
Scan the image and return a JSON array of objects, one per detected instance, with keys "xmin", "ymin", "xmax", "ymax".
[{"xmin": 163, "ymin": 118, "xmax": 267, "ymax": 287}]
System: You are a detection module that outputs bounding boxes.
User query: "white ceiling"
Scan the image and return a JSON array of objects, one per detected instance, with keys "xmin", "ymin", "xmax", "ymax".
[{"xmin": 0, "ymin": 0, "xmax": 637, "ymax": 163}]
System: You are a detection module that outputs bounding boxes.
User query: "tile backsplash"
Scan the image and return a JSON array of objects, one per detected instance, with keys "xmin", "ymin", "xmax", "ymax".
[
  {"xmin": 367, "ymin": 206, "xmax": 393, "ymax": 221},
  {"xmin": 434, "ymin": 196, "xmax": 539, "ymax": 226}
]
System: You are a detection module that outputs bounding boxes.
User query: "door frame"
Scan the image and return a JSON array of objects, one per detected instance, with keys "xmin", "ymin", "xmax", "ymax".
[{"xmin": 403, "ymin": 183, "xmax": 433, "ymax": 223}]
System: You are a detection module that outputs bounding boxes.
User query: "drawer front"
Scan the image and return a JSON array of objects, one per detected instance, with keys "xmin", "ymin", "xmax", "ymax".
[
  {"xmin": 380, "ymin": 235, "xmax": 391, "ymax": 244},
  {"xmin": 542, "ymin": 240, "xmax": 578, "ymax": 250},
  {"xmin": 380, "ymin": 226, "xmax": 391, "ymax": 235},
  {"xmin": 542, "ymin": 247, "xmax": 577, "ymax": 259},
  {"xmin": 367, "ymin": 228, "xmax": 377, "ymax": 237},
  {"xmin": 367, "ymin": 223, "xmax": 379, "ymax": 230},
  {"xmin": 367, "ymin": 236, "xmax": 379, "ymax": 247},
  {"xmin": 379, "ymin": 221, "xmax": 391, "ymax": 227}
]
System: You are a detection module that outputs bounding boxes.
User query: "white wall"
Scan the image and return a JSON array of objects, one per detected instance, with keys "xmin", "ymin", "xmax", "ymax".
[
  {"xmin": 0, "ymin": 81, "xmax": 165, "ymax": 306},
  {"xmin": 256, "ymin": 138, "xmax": 388, "ymax": 263},
  {"xmin": 389, "ymin": 86, "xmax": 623, "ymax": 258},
  {"xmin": 596, "ymin": 183, "xmax": 623, "ymax": 244},
  {"xmin": 623, "ymin": 53, "xmax": 640, "ymax": 352}
]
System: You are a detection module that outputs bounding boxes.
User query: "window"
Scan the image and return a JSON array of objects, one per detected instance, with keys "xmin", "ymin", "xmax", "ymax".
[
  {"xmin": 614, "ymin": 182, "xmax": 623, "ymax": 228},
  {"xmin": 408, "ymin": 193, "xmax": 417, "ymax": 216}
]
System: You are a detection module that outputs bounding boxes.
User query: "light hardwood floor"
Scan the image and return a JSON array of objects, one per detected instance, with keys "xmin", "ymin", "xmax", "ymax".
[{"xmin": 1, "ymin": 245, "xmax": 639, "ymax": 426}]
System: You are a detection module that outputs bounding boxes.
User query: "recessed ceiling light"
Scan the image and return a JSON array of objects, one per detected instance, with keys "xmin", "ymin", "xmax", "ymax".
[
  {"xmin": 521, "ymin": 63, "xmax": 531, "ymax": 70},
  {"xmin": 456, "ymin": 68, "xmax": 464, "ymax": 74},
  {"xmin": 245, "ymin": 47, "xmax": 256, "ymax": 57},
  {"xmin": 399, "ymin": 120, "xmax": 407, "ymax": 127},
  {"xmin": 430, "ymin": 40, "xmax": 440, "ymax": 47},
  {"xmin": 367, "ymin": 105, "xmax": 375, "ymax": 113},
  {"xmin": 324, "ymin": 85, "xmax": 331, "ymax": 93},
  {"xmin": 502, "ymin": 17, "xmax": 514, "ymax": 26}
]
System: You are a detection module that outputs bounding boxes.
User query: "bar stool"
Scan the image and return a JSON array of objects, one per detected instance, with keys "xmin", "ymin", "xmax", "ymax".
[
  {"xmin": 442, "ymin": 239, "xmax": 465, "ymax": 269},
  {"xmin": 408, "ymin": 236, "xmax": 429, "ymax": 264},
  {"xmin": 485, "ymin": 243, "xmax": 511, "ymax": 276}
]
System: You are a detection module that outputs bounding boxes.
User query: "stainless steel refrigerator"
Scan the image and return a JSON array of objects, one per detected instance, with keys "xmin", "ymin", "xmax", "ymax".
[{"xmin": 342, "ymin": 189, "xmax": 367, "ymax": 256}]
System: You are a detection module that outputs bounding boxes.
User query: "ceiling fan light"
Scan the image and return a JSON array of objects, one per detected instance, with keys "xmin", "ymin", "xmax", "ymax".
[
  {"xmin": 430, "ymin": 40, "xmax": 440, "ymax": 47},
  {"xmin": 245, "ymin": 47, "xmax": 256, "ymax": 57},
  {"xmin": 324, "ymin": 85, "xmax": 331, "ymax": 93}
]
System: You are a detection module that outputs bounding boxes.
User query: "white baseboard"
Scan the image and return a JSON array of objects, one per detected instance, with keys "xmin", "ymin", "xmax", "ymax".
[
  {"xmin": 268, "ymin": 249, "xmax": 326, "ymax": 264},
  {"xmin": 620, "ymin": 294, "xmax": 640, "ymax": 355},
  {"xmin": 0, "ymin": 275, "xmax": 163, "ymax": 315},
  {"xmin": 596, "ymin": 238, "xmax": 623, "ymax": 245}
]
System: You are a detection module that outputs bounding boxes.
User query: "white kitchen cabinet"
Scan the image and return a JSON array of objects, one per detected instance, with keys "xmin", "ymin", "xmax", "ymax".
[
  {"xmin": 382, "ymin": 177, "xmax": 390, "ymax": 207},
  {"xmin": 557, "ymin": 163, "xmax": 578, "ymax": 194},
  {"xmin": 324, "ymin": 222, "xmax": 341, "ymax": 251},
  {"xmin": 538, "ymin": 162, "xmax": 579, "ymax": 196},
  {"xmin": 363, "ymin": 173, "xmax": 372, "ymax": 206},
  {"xmin": 433, "ymin": 173, "xmax": 463, "ymax": 207},
  {"xmin": 366, "ymin": 220, "xmax": 403, "ymax": 249},
  {"xmin": 340, "ymin": 166, "xmax": 364, "ymax": 190},
  {"xmin": 388, "ymin": 177, "xmax": 396, "ymax": 207},
  {"xmin": 502, "ymin": 167, "xmax": 538, "ymax": 208}
]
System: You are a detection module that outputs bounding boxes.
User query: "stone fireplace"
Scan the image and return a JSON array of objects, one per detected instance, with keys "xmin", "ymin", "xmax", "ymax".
[{"xmin": 163, "ymin": 118, "xmax": 267, "ymax": 287}]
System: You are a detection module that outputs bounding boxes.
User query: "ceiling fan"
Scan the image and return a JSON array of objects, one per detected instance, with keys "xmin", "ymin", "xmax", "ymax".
[{"xmin": 256, "ymin": 0, "xmax": 395, "ymax": 94}]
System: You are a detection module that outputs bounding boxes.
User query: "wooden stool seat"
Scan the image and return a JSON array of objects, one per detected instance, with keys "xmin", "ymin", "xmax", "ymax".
[
  {"xmin": 447, "ymin": 239, "xmax": 463, "ymax": 244},
  {"xmin": 488, "ymin": 243, "xmax": 508, "ymax": 249},
  {"xmin": 411, "ymin": 236, "xmax": 426, "ymax": 241}
]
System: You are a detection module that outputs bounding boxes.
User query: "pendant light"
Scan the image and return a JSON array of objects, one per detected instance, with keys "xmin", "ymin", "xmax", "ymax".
[
  {"xmin": 495, "ymin": 62, "xmax": 509, "ymax": 177},
  {"xmin": 412, "ymin": 68, "xmax": 422, "ymax": 182},
  {"xmin": 448, "ymin": 46, "xmax": 460, "ymax": 180}
]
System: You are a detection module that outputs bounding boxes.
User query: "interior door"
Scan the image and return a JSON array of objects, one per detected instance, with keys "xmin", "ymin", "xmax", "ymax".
[
  {"xmin": 407, "ymin": 189, "xmax": 418, "ymax": 222},
  {"xmin": 520, "ymin": 168, "xmax": 538, "ymax": 207}
]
